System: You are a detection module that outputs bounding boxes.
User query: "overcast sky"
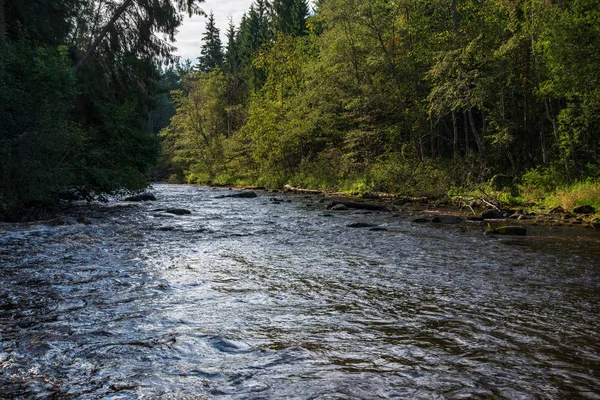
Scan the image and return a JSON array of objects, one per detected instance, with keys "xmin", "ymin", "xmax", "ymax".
[{"xmin": 173, "ymin": 0, "xmax": 253, "ymax": 64}]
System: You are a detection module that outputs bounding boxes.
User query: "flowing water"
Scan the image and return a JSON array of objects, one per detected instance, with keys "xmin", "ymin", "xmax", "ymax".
[{"xmin": 0, "ymin": 184, "xmax": 599, "ymax": 399}]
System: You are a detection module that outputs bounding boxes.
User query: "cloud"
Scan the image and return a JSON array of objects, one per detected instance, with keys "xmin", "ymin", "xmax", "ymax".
[{"xmin": 173, "ymin": 0, "xmax": 252, "ymax": 64}]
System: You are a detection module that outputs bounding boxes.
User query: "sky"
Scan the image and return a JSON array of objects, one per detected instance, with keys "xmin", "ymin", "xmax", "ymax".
[{"xmin": 173, "ymin": 0, "xmax": 253, "ymax": 64}]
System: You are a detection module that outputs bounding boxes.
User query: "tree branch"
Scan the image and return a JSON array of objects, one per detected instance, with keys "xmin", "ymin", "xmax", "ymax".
[{"xmin": 74, "ymin": 0, "xmax": 135, "ymax": 73}]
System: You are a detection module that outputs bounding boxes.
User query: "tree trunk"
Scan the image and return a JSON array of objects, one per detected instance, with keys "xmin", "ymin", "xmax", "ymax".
[
  {"xmin": 463, "ymin": 111, "xmax": 469, "ymax": 154},
  {"xmin": 452, "ymin": 110, "xmax": 458, "ymax": 157},
  {"xmin": 468, "ymin": 109, "xmax": 484, "ymax": 156},
  {"xmin": 74, "ymin": 0, "xmax": 135, "ymax": 72}
]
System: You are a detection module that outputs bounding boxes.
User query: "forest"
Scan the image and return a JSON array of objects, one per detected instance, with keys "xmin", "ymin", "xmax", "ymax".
[
  {"xmin": 1, "ymin": 0, "xmax": 599, "ymax": 219},
  {"xmin": 159, "ymin": 0, "xmax": 600, "ymax": 212}
]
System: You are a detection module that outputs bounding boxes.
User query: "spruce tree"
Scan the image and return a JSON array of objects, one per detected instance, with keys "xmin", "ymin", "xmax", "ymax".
[
  {"xmin": 197, "ymin": 11, "xmax": 224, "ymax": 72},
  {"xmin": 271, "ymin": 0, "xmax": 309, "ymax": 37}
]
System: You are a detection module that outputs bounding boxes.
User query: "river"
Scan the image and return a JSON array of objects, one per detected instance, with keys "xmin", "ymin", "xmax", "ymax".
[{"xmin": 1, "ymin": 184, "xmax": 599, "ymax": 399}]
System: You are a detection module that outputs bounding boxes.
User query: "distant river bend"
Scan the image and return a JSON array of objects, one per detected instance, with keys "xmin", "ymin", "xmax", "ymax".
[{"xmin": 0, "ymin": 184, "xmax": 599, "ymax": 399}]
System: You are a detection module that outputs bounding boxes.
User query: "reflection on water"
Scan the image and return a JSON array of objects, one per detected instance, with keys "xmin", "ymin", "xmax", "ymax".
[{"xmin": 0, "ymin": 184, "xmax": 599, "ymax": 399}]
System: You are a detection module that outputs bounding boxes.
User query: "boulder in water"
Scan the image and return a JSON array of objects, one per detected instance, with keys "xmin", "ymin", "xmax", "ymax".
[
  {"xmin": 218, "ymin": 191, "xmax": 257, "ymax": 199},
  {"xmin": 431, "ymin": 215, "xmax": 462, "ymax": 224},
  {"xmin": 124, "ymin": 193, "xmax": 156, "ymax": 202},
  {"xmin": 347, "ymin": 222, "xmax": 378, "ymax": 228},
  {"xmin": 164, "ymin": 208, "xmax": 191, "ymax": 215},
  {"xmin": 487, "ymin": 226, "xmax": 527, "ymax": 236}
]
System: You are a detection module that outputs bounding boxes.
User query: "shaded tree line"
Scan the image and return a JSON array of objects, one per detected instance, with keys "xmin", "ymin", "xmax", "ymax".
[{"xmin": 163, "ymin": 0, "xmax": 600, "ymax": 199}]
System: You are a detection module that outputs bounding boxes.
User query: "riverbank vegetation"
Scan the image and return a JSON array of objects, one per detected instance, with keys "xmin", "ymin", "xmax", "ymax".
[
  {"xmin": 160, "ymin": 0, "xmax": 599, "ymax": 215},
  {"xmin": 0, "ymin": 0, "xmax": 203, "ymax": 220}
]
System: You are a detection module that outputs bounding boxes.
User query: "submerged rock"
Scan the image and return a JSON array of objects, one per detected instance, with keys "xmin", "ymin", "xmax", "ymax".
[
  {"xmin": 164, "ymin": 208, "xmax": 191, "ymax": 215},
  {"xmin": 218, "ymin": 191, "xmax": 258, "ymax": 199},
  {"xmin": 431, "ymin": 215, "xmax": 462, "ymax": 224},
  {"xmin": 347, "ymin": 222, "xmax": 378, "ymax": 228},
  {"xmin": 124, "ymin": 193, "xmax": 156, "ymax": 202},
  {"xmin": 487, "ymin": 226, "xmax": 527, "ymax": 236}
]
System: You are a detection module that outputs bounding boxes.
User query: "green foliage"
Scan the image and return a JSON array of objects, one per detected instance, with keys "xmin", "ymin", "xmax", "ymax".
[
  {"xmin": 160, "ymin": 71, "xmax": 229, "ymax": 184},
  {"xmin": 0, "ymin": 0, "xmax": 198, "ymax": 218},
  {"xmin": 157, "ymin": 0, "xmax": 600, "ymax": 205},
  {"xmin": 0, "ymin": 40, "xmax": 81, "ymax": 211},
  {"xmin": 198, "ymin": 12, "xmax": 224, "ymax": 72}
]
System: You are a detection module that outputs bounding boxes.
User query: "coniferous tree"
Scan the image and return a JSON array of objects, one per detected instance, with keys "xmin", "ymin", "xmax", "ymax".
[
  {"xmin": 197, "ymin": 11, "xmax": 224, "ymax": 72},
  {"xmin": 237, "ymin": 1, "xmax": 272, "ymax": 93},
  {"xmin": 271, "ymin": 0, "xmax": 309, "ymax": 37}
]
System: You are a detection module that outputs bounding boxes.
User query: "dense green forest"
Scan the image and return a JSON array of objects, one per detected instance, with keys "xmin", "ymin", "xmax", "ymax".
[
  {"xmin": 160, "ymin": 0, "xmax": 599, "ymax": 210},
  {"xmin": 0, "ymin": 0, "xmax": 203, "ymax": 219},
  {"xmin": 1, "ymin": 0, "xmax": 599, "ymax": 220}
]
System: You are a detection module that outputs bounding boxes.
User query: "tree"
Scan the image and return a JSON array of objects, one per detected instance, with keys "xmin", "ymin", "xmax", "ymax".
[
  {"xmin": 73, "ymin": 0, "xmax": 203, "ymax": 72},
  {"xmin": 272, "ymin": 0, "xmax": 310, "ymax": 37},
  {"xmin": 197, "ymin": 11, "xmax": 224, "ymax": 72},
  {"xmin": 237, "ymin": 0, "xmax": 272, "ymax": 93},
  {"xmin": 160, "ymin": 72, "xmax": 228, "ymax": 182}
]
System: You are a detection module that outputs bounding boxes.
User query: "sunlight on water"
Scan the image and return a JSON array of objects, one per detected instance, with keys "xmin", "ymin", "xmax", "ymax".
[{"xmin": 0, "ymin": 184, "xmax": 599, "ymax": 398}]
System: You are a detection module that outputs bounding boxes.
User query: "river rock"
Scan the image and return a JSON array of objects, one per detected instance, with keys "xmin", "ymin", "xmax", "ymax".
[
  {"xmin": 347, "ymin": 222, "xmax": 378, "ymax": 228},
  {"xmin": 370, "ymin": 227, "xmax": 388, "ymax": 231},
  {"xmin": 165, "ymin": 208, "xmax": 191, "ymax": 215},
  {"xmin": 488, "ymin": 226, "xmax": 527, "ymax": 236},
  {"xmin": 124, "ymin": 192, "xmax": 156, "ymax": 202},
  {"xmin": 573, "ymin": 205, "xmax": 596, "ymax": 214},
  {"xmin": 221, "ymin": 191, "xmax": 258, "ymax": 199},
  {"xmin": 431, "ymin": 215, "xmax": 462, "ymax": 224},
  {"xmin": 482, "ymin": 209, "xmax": 504, "ymax": 219}
]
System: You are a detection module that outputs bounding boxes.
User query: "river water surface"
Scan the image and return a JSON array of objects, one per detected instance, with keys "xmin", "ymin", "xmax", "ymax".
[{"xmin": 1, "ymin": 184, "xmax": 599, "ymax": 399}]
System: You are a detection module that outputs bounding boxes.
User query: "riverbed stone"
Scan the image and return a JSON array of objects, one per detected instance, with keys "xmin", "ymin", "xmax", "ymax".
[
  {"xmin": 488, "ymin": 226, "xmax": 527, "ymax": 236},
  {"xmin": 573, "ymin": 205, "xmax": 596, "ymax": 214},
  {"xmin": 225, "ymin": 191, "xmax": 258, "ymax": 199},
  {"xmin": 124, "ymin": 192, "xmax": 156, "ymax": 201},
  {"xmin": 482, "ymin": 209, "xmax": 504, "ymax": 219},
  {"xmin": 165, "ymin": 208, "xmax": 191, "ymax": 215},
  {"xmin": 347, "ymin": 222, "xmax": 378, "ymax": 228},
  {"xmin": 431, "ymin": 215, "xmax": 462, "ymax": 224}
]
